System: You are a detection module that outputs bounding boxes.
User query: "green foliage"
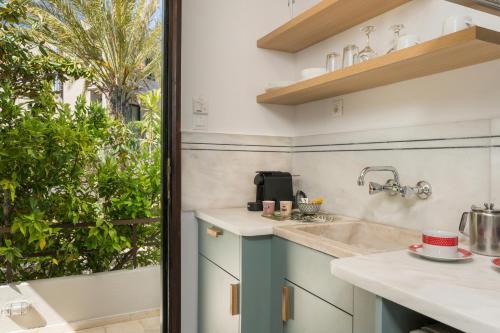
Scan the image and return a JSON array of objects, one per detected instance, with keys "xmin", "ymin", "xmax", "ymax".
[
  {"xmin": 0, "ymin": 84, "xmax": 161, "ymax": 283},
  {"xmin": 0, "ymin": 0, "xmax": 90, "ymax": 100},
  {"xmin": 0, "ymin": 0, "xmax": 161, "ymax": 283},
  {"xmin": 28, "ymin": 0, "xmax": 161, "ymax": 119}
]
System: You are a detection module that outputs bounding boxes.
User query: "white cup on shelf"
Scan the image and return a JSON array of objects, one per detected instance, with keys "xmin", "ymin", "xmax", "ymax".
[
  {"xmin": 397, "ymin": 34, "xmax": 420, "ymax": 50},
  {"xmin": 442, "ymin": 15, "xmax": 473, "ymax": 35}
]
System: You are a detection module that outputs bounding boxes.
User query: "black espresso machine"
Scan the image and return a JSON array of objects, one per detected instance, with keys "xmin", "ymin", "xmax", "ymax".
[{"xmin": 247, "ymin": 171, "xmax": 294, "ymax": 211}]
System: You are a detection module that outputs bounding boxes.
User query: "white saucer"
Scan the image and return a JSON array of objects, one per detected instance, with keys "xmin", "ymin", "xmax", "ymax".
[
  {"xmin": 408, "ymin": 244, "xmax": 473, "ymax": 262},
  {"xmin": 265, "ymin": 81, "xmax": 295, "ymax": 92}
]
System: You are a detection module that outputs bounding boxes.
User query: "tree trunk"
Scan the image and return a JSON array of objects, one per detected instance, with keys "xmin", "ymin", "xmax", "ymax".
[{"xmin": 107, "ymin": 86, "xmax": 133, "ymax": 121}]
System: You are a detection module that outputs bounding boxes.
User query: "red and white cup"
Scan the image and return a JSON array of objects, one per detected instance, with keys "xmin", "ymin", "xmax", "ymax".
[{"xmin": 422, "ymin": 230, "xmax": 459, "ymax": 258}]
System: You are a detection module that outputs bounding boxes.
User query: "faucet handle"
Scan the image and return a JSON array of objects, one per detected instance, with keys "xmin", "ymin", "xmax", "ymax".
[
  {"xmin": 415, "ymin": 181, "xmax": 432, "ymax": 200},
  {"xmin": 368, "ymin": 182, "xmax": 384, "ymax": 195},
  {"xmin": 400, "ymin": 185, "xmax": 417, "ymax": 198},
  {"xmin": 400, "ymin": 182, "xmax": 432, "ymax": 199}
]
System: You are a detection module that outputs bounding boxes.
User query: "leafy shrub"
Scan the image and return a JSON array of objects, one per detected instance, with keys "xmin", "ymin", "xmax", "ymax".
[
  {"xmin": 0, "ymin": 84, "xmax": 161, "ymax": 282},
  {"xmin": 0, "ymin": 0, "xmax": 160, "ymax": 283}
]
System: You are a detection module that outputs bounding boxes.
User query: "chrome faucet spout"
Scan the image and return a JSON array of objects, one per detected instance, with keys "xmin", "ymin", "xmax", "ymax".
[
  {"xmin": 357, "ymin": 166, "xmax": 431, "ymax": 200},
  {"xmin": 357, "ymin": 166, "xmax": 400, "ymax": 186}
]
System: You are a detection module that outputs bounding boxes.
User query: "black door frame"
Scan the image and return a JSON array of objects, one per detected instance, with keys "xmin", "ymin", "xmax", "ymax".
[{"xmin": 161, "ymin": 0, "xmax": 182, "ymax": 332}]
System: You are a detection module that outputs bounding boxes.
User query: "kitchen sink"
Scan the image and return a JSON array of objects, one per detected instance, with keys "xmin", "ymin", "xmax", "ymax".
[{"xmin": 274, "ymin": 219, "xmax": 421, "ymax": 257}]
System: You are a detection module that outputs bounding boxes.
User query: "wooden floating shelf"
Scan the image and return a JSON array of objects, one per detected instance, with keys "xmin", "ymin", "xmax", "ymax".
[
  {"xmin": 257, "ymin": 27, "xmax": 500, "ymax": 106},
  {"xmin": 257, "ymin": 0, "xmax": 411, "ymax": 53},
  {"xmin": 445, "ymin": 0, "xmax": 500, "ymax": 16}
]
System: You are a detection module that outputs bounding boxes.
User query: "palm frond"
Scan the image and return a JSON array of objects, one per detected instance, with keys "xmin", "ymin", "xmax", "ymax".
[{"xmin": 28, "ymin": 0, "xmax": 161, "ymax": 117}]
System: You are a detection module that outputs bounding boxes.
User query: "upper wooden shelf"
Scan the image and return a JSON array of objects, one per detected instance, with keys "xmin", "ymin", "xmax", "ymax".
[
  {"xmin": 445, "ymin": 0, "xmax": 500, "ymax": 16},
  {"xmin": 257, "ymin": 0, "xmax": 411, "ymax": 53},
  {"xmin": 257, "ymin": 26, "xmax": 500, "ymax": 105}
]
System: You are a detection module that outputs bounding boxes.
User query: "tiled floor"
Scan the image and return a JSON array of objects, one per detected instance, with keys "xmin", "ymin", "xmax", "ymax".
[{"xmin": 75, "ymin": 317, "xmax": 160, "ymax": 333}]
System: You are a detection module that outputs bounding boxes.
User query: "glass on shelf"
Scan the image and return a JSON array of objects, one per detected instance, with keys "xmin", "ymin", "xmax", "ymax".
[
  {"xmin": 358, "ymin": 25, "xmax": 377, "ymax": 62},
  {"xmin": 387, "ymin": 24, "xmax": 405, "ymax": 54},
  {"xmin": 288, "ymin": 0, "xmax": 296, "ymax": 18},
  {"xmin": 326, "ymin": 52, "xmax": 341, "ymax": 72},
  {"xmin": 342, "ymin": 44, "xmax": 359, "ymax": 68}
]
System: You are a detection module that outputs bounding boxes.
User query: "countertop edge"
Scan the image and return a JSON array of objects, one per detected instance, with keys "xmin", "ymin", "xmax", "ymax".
[
  {"xmin": 330, "ymin": 259, "xmax": 500, "ymax": 333},
  {"xmin": 194, "ymin": 210, "xmax": 274, "ymax": 237}
]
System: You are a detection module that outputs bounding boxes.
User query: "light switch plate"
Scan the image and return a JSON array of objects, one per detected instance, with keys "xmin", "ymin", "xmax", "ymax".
[{"xmin": 192, "ymin": 96, "xmax": 208, "ymax": 115}]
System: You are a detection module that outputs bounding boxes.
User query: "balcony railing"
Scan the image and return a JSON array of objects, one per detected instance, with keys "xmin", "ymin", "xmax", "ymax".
[{"xmin": 0, "ymin": 218, "xmax": 160, "ymax": 283}]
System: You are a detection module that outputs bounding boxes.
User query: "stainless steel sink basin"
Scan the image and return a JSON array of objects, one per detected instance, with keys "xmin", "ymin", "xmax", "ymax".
[{"xmin": 274, "ymin": 219, "xmax": 421, "ymax": 257}]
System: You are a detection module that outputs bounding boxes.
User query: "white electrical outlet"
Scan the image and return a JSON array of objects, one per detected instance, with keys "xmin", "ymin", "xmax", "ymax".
[
  {"xmin": 331, "ymin": 98, "xmax": 343, "ymax": 117},
  {"xmin": 192, "ymin": 113, "xmax": 208, "ymax": 131}
]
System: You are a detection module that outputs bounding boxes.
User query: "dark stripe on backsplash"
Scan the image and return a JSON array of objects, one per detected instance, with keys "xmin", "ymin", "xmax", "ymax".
[
  {"xmin": 294, "ymin": 145, "xmax": 499, "ymax": 153},
  {"xmin": 182, "ymin": 146, "xmax": 499, "ymax": 153},
  {"xmin": 293, "ymin": 135, "xmax": 500, "ymax": 148},
  {"xmin": 182, "ymin": 148, "xmax": 291, "ymax": 153},
  {"xmin": 182, "ymin": 141, "xmax": 290, "ymax": 148},
  {"xmin": 181, "ymin": 134, "xmax": 500, "ymax": 153}
]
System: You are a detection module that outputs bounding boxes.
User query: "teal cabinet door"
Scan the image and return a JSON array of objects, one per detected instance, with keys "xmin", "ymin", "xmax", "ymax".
[
  {"xmin": 282, "ymin": 281, "xmax": 353, "ymax": 333},
  {"xmin": 198, "ymin": 255, "xmax": 240, "ymax": 333}
]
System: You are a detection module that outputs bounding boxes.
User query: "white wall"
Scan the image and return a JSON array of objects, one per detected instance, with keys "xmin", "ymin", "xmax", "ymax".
[
  {"xmin": 181, "ymin": 0, "xmax": 296, "ymax": 137},
  {"xmin": 0, "ymin": 267, "xmax": 160, "ymax": 332}
]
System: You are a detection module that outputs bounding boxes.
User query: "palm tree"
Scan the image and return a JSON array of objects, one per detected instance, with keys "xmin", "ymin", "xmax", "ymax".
[{"xmin": 29, "ymin": 0, "xmax": 161, "ymax": 119}]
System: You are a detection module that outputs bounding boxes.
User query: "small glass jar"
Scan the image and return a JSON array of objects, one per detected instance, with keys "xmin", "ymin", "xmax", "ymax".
[
  {"xmin": 325, "ymin": 52, "xmax": 341, "ymax": 72},
  {"xmin": 342, "ymin": 44, "xmax": 359, "ymax": 68}
]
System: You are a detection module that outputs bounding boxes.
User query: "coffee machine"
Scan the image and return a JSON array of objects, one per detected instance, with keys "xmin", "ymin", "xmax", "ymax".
[{"xmin": 247, "ymin": 171, "xmax": 294, "ymax": 211}]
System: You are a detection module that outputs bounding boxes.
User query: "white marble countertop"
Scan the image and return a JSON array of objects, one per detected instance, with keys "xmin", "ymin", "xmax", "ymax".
[
  {"xmin": 331, "ymin": 250, "xmax": 500, "ymax": 333},
  {"xmin": 194, "ymin": 208, "xmax": 299, "ymax": 236}
]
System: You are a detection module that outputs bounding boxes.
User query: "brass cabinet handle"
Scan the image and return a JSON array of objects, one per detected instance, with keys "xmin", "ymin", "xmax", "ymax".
[
  {"xmin": 282, "ymin": 286, "xmax": 290, "ymax": 322},
  {"xmin": 230, "ymin": 283, "xmax": 240, "ymax": 316},
  {"xmin": 207, "ymin": 226, "xmax": 222, "ymax": 238}
]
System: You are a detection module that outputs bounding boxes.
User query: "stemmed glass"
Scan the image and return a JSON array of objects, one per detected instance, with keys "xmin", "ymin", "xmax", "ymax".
[
  {"xmin": 358, "ymin": 26, "xmax": 377, "ymax": 62},
  {"xmin": 387, "ymin": 24, "xmax": 405, "ymax": 54},
  {"xmin": 288, "ymin": 0, "xmax": 296, "ymax": 18}
]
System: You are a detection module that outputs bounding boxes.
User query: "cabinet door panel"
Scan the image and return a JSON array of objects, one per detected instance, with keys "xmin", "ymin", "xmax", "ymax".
[
  {"xmin": 198, "ymin": 220, "xmax": 240, "ymax": 279},
  {"xmin": 283, "ymin": 282, "xmax": 352, "ymax": 333},
  {"xmin": 275, "ymin": 237, "xmax": 353, "ymax": 314},
  {"xmin": 198, "ymin": 255, "xmax": 240, "ymax": 333}
]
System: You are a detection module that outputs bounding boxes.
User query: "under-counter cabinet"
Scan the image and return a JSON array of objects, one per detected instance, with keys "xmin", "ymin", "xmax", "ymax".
[
  {"xmin": 198, "ymin": 255, "xmax": 240, "ymax": 333},
  {"xmin": 197, "ymin": 218, "xmax": 433, "ymax": 333},
  {"xmin": 280, "ymin": 281, "xmax": 352, "ymax": 333},
  {"xmin": 272, "ymin": 237, "xmax": 353, "ymax": 333},
  {"xmin": 197, "ymin": 219, "xmax": 273, "ymax": 333}
]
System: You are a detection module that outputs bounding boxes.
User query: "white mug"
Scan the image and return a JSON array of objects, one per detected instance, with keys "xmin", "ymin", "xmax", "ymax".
[
  {"xmin": 397, "ymin": 34, "xmax": 420, "ymax": 50},
  {"xmin": 442, "ymin": 15, "xmax": 473, "ymax": 35}
]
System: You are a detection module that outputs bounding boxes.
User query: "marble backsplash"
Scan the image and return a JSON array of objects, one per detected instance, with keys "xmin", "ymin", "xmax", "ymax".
[
  {"xmin": 182, "ymin": 119, "xmax": 499, "ymax": 232},
  {"xmin": 181, "ymin": 132, "xmax": 292, "ymax": 211}
]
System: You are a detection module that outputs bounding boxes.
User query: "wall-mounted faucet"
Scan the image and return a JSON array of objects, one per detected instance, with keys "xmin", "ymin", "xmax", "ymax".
[{"xmin": 357, "ymin": 166, "xmax": 432, "ymax": 200}]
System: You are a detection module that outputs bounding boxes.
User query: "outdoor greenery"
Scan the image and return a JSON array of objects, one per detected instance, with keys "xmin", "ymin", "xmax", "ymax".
[
  {"xmin": 0, "ymin": 0, "xmax": 90, "ymax": 99},
  {"xmin": 0, "ymin": 0, "xmax": 161, "ymax": 283},
  {"xmin": 28, "ymin": 0, "xmax": 161, "ymax": 119}
]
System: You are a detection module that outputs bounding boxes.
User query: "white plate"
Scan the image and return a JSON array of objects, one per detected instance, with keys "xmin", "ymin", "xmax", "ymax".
[
  {"xmin": 265, "ymin": 81, "xmax": 295, "ymax": 92},
  {"xmin": 408, "ymin": 244, "xmax": 473, "ymax": 262},
  {"xmin": 300, "ymin": 67, "xmax": 327, "ymax": 81}
]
